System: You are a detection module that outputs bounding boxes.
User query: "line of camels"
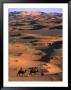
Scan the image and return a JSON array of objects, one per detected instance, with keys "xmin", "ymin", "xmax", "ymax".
[{"xmin": 17, "ymin": 66, "xmax": 48, "ymax": 77}]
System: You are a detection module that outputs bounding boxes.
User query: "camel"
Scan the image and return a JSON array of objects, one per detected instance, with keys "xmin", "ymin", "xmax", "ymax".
[
  {"xmin": 17, "ymin": 68, "xmax": 27, "ymax": 77},
  {"xmin": 29, "ymin": 67, "xmax": 38, "ymax": 76}
]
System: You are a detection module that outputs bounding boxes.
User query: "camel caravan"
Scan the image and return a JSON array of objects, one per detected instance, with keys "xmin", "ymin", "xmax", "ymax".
[{"xmin": 17, "ymin": 66, "xmax": 48, "ymax": 77}]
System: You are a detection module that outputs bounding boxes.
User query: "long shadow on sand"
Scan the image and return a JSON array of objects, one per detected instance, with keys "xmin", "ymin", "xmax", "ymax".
[{"xmin": 35, "ymin": 41, "xmax": 62, "ymax": 62}]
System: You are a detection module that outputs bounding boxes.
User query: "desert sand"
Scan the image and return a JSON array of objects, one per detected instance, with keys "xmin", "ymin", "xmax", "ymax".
[{"xmin": 9, "ymin": 11, "xmax": 62, "ymax": 81}]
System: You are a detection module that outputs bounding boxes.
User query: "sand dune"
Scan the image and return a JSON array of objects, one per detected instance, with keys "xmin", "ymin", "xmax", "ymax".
[{"xmin": 9, "ymin": 11, "xmax": 63, "ymax": 81}]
